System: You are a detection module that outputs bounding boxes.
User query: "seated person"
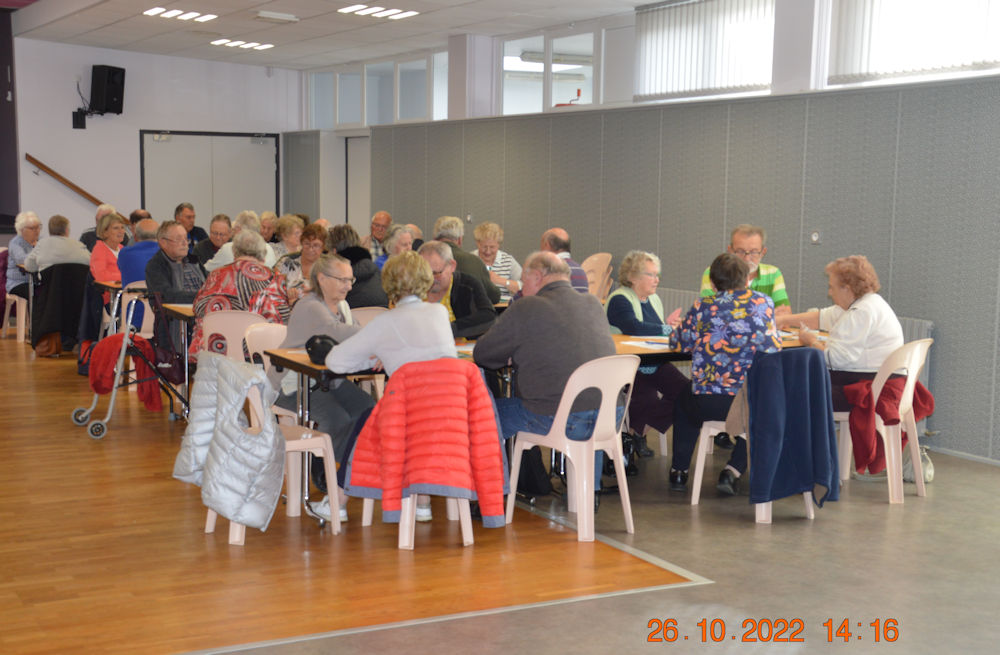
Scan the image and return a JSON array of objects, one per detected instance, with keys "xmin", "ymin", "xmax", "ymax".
[
  {"xmin": 669, "ymin": 253, "xmax": 782, "ymax": 496},
  {"xmin": 117, "ymin": 218, "xmax": 160, "ymax": 329},
  {"xmin": 204, "ymin": 211, "xmax": 278, "ymax": 272},
  {"xmin": 189, "ymin": 231, "xmax": 290, "ymax": 356},
  {"xmin": 24, "ymin": 214, "xmax": 91, "ymax": 273},
  {"xmin": 374, "ymin": 224, "xmax": 413, "ymax": 269},
  {"xmin": 418, "ymin": 240, "xmax": 496, "ymax": 339},
  {"xmin": 6, "ymin": 211, "xmax": 41, "ymax": 300},
  {"xmin": 89, "ymin": 212, "xmax": 129, "ymax": 306},
  {"xmin": 193, "ymin": 214, "xmax": 231, "ymax": 266},
  {"xmin": 777, "ymin": 255, "xmax": 903, "ymax": 411},
  {"xmin": 270, "ymin": 214, "xmax": 304, "ymax": 259},
  {"xmin": 269, "ymin": 254, "xmax": 375, "ymax": 523},
  {"xmin": 330, "ymin": 223, "xmax": 389, "ymax": 309},
  {"xmin": 700, "ymin": 224, "xmax": 791, "ymax": 316},
  {"xmin": 274, "ymin": 222, "xmax": 329, "ymax": 302},
  {"xmin": 326, "ymin": 250, "xmax": 457, "ymax": 521},
  {"xmin": 605, "ymin": 250, "xmax": 689, "ymax": 456},
  {"xmin": 145, "ymin": 221, "xmax": 206, "ymax": 304},
  {"xmin": 473, "ymin": 221, "xmax": 522, "ymax": 302}
]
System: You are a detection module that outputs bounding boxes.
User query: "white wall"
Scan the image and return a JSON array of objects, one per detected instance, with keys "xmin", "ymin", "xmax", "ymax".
[{"xmin": 14, "ymin": 38, "xmax": 302, "ymax": 237}]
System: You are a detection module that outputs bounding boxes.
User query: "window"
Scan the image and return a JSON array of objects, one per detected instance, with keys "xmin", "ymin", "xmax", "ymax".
[
  {"xmin": 829, "ymin": 0, "xmax": 1000, "ymax": 85},
  {"xmin": 503, "ymin": 35, "xmax": 545, "ymax": 115},
  {"xmin": 432, "ymin": 51, "xmax": 448, "ymax": 120},
  {"xmin": 551, "ymin": 33, "xmax": 594, "ymax": 107},
  {"xmin": 635, "ymin": 0, "xmax": 775, "ymax": 101},
  {"xmin": 398, "ymin": 59, "xmax": 428, "ymax": 121},
  {"xmin": 337, "ymin": 71, "xmax": 362, "ymax": 125},
  {"xmin": 366, "ymin": 62, "xmax": 394, "ymax": 125},
  {"xmin": 310, "ymin": 72, "xmax": 334, "ymax": 129}
]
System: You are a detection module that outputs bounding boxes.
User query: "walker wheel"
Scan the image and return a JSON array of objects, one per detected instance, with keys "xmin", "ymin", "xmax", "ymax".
[
  {"xmin": 87, "ymin": 420, "xmax": 107, "ymax": 439},
  {"xmin": 71, "ymin": 408, "xmax": 90, "ymax": 426}
]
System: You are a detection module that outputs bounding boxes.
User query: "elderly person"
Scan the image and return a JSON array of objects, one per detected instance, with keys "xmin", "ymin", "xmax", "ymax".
[
  {"xmin": 89, "ymin": 212, "xmax": 129, "ymax": 306},
  {"xmin": 668, "ymin": 253, "xmax": 782, "ymax": 496},
  {"xmin": 271, "ymin": 214, "xmax": 305, "ymax": 259},
  {"xmin": 275, "ymin": 222, "xmax": 328, "ymax": 300},
  {"xmin": 331, "ymin": 223, "xmax": 389, "ymax": 308},
  {"xmin": 420, "ymin": 240, "xmax": 496, "ymax": 339},
  {"xmin": 326, "ymin": 250, "xmax": 457, "ymax": 521},
  {"xmin": 24, "ymin": 215, "xmax": 91, "ymax": 273},
  {"xmin": 472, "ymin": 221, "xmax": 521, "ymax": 302},
  {"xmin": 189, "ymin": 231, "xmax": 291, "ymax": 356},
  {"xmin": 193, "ymin": 214, "xmax": 231, "ymax": 266},
  {"xmin": 374, "ymin": 224, "xmax": 413, "ymax": 269},
  {"xmin": 6, "ymin": 211, "xmax": 42, "ymax": 300},
  {"xmin": 268, "ymin": 253, "xmax": 376, "ymax": 523},
  {"xmin": 360, "ymin": 210, "xmax": 392, "ymax": 257},
  {"xmin": 204, "ymin": 210, "xmax": 278, "ymax": 271},
  {"xmin": 700, "ymin": 224, "xmax": 791, "ymax": 316},
  {"xmin": 432, "ymin": 215, "xmax": 501, "ymax": 303},
  {"xmin": 605, "ymin": 250, "xmax": 689, "ymax": 458},
  {"xmin": 777, "ymin": 255, "xmax": 903, "ymax": 411},
  {"xmin": 259, "ymin": 211, "xmax": 278, "ymax": 243}
]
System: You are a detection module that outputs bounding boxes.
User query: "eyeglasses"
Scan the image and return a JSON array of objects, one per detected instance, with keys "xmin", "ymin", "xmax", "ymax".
[
  {"xmin": 640, "ymin": 271, "xmax": 660, "ymax": 278},
  {"xmin": 733, "ymin": 249, "xmax": 763, "ymax": 257},
  {"xmin": 431, "ymin": 267, "xmax": 450, "ymax": 276},
  {"xmin": 161, "ymin": 236, "xmax": 187, "ymax": 245},
  {"xmin": 324, "ymin": 273, "xmax": 355, "ymax": 285}
]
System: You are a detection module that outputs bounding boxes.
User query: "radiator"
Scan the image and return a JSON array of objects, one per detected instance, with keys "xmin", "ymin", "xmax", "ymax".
[{"xmin": 658, "ymin": 287, "xmax": 701, "ymax": 314}]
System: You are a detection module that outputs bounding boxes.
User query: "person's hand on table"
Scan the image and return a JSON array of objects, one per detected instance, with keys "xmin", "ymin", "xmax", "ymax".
[
  {"xmin": 666, "ymin": 307, "xmax": 682, "ymax": 329},
  {"xmin": 798, "ymin": 324, "xmax": 821, "ymax": 348},
  {"xmin": 372, "ymin": 359, "xmax": 385, "ymax": 372}
]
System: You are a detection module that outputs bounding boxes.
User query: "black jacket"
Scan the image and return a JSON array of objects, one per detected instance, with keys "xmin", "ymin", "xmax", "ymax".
[
  {"xmin": 145, "ymin": 248, "xmax": 204, "ymax": 304},
  {"xmin": 450, "ymin": 270, "xmax": 497, "ymax": 339},
  {"xmin": 339, "ymin": 246, "xmax": 389, "ymax": 308}
]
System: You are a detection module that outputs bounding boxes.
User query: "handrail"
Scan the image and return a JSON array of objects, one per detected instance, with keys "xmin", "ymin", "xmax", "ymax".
[{"xmin": 25, "ymin": 153, "xmax": 105, "ymax": 207}]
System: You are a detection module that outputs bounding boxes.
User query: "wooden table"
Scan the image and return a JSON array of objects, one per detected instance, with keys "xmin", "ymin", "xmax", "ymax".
[
  {"xmin": 613, "ymin": 331, "xmax": 805, "ymax": 364},
  {"xmin": 264, "ymin": 347, "xmax": 379, "ymax": 426}
]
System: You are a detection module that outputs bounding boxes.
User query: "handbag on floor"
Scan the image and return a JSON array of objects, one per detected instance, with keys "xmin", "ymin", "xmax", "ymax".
[{"xmin": 902, "ymin": 445, "xmax": 934, "ymax": 483}]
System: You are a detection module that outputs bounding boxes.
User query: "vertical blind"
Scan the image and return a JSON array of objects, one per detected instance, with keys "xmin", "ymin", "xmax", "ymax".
[
  {"xmin": 830, "ymin": 0, "xmax": 1000, "ymax": 85},
  {"xmin": 634, "ymin": 0, "xmax": 775, "ymax": 102}
]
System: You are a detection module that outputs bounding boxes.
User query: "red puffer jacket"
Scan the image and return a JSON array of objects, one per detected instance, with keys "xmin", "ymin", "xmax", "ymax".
[{"xmin": 345, "ymin": 357, "xmax": 506, "ymax": 527}]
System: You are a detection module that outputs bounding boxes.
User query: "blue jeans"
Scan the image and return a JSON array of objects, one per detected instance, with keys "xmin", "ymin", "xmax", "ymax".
[{"xmin": 496, "ymin": 398, "xmax": 625, "ymax": 490}]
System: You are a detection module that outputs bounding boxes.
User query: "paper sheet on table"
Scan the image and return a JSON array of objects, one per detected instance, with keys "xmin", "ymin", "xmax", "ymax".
[
  {"xmin": 780, "ymin": 329, "xmax": 827, "ymax": 342},
  {"xmin": 455, "ymin": 343, "xmax": 476, "ymax": 355},
  {"xmin": 622, "ymin": 338, "xmax": 673, "ymax": 350}
]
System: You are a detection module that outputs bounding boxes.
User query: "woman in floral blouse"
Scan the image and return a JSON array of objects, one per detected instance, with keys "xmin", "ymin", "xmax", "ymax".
[{"xmin": 667, "ymin": 253, "xmax": 782, "ymax": 496}]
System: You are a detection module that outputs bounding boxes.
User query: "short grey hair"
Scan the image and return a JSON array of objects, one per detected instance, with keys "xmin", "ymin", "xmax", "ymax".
[
  {"xmin": 95, "ymin": 204, "xmax": 116, "ymax": 222},
  {"xmin": 311, "ymin": 253, "xmax": 351, "ymax": 301},
  {"xmin": 731, "ymin": 223, "xmax": 767, "ymax": 246},
  {"xmin": 382, "ymin": 224, "xmax": 411, "ymax": 254},
  {"xmin": 432, "ymin": 215, "xmax": 464, "ymax": 242},
  {"xmin": 233, "ymin": 210, "xmax": 261, "ymax": 233},
  {"xmin": 418, "ymin": 239, "xmax": 453, "ymax": 262},
  {"xmin": 618, "ymin": 250, "xmax": 661, "ymax": 288},
  {"xmin": 15, "ymin": 211, "xmax": 41, "ymax": 234},
  {"xmin": 524, "ymin": 251, "xmax": 570, "ymax": 279},
  {"xmin": 232, "ymin": 230, "xmax": 267, "ymax": 261}
]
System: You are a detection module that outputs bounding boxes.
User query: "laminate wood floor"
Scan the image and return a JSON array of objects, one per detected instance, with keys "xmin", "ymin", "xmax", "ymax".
[{"xmin": 0, "ymin": 339, "xmax": 695, "ymax": 654}]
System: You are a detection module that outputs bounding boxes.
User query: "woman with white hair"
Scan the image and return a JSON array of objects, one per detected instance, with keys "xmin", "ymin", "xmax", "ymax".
[
  {"xmin": 6, "ymin": 211, "xmax": 42, "ymax": 300},
  {"xmin": 189, "ymin": 230, "xmax": 291, "ymax": 356},
  {"xmin": 374, "ymin": 224, "xmax": 413, "ymax": 269}
]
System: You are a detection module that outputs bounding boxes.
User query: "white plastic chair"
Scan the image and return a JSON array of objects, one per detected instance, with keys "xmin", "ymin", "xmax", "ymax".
[
  {"xmin": 350, "ymin": 305, "xmax": 387, "ymax": 326},
  {"xmin": 833, "ymin": 338, "xmax": 933, "ymax": 504},
  {"xmin": 689, "ymin": 421, "xmax": 728, "ymax": 506},
  {"xmin": 201, "ymin": 310, "xmax": 268, "ymax": 362},
  {"xmin": 204, "ymin": 377, "xmax": 341, "ymax": 544},
  {"xmin": 3, "ymin": 293, "xmax": 27, "ymax": 343},
  {"xmin": 244, "ymin": 323, "xmax": 299, "ymax": 425},
  {"xmin": 506, "ymin": 354, "xmax": 640, "ymax": 542}
]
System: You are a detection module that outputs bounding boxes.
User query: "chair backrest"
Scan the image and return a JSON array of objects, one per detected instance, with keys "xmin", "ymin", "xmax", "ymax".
[
  {"xmin": 548, "ymin": 354, "xmax": 640, "ymax": 441},
  {"xmin": 244, "ymin": 323, "xmax": 288, "ymax": 373},
  {"xmin": 120, "ymin": 280, "xmax": 154, "ymax": 338},
  {"xmin": 201, "ymin": 310, "xmax": 268, "ymax": 362},
  {"xmin": 580, "ymin": 252, "xmax": 613, "ymax": 301},
  {"xmin": 871, "ymin": 338, "xmax": 933, "ymax": 417},
  {"xmin": 351, "ymin": 305, "xmax": 387, "ymax": 327}
]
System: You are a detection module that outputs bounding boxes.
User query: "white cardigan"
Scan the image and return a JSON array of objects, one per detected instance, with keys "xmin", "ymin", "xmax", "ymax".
[{"xmin": 819, "ymin": 292, "xmax": 904, "ymax": 372}]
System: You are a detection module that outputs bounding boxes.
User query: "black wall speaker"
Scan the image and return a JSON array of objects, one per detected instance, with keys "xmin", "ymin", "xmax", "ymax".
[{"xmin": 90, "ymin": 65, "xmax": 125, "ymax": 114}]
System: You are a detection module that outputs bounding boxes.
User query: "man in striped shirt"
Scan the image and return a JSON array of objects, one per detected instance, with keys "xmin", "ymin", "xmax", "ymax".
[{"xmin": 699, "ymin": 224, "xmax": 791, "ymax": 316}]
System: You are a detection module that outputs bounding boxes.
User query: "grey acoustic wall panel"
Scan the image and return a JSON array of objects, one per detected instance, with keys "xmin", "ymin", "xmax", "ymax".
[
  {"xmin": 391, "ymin": 126, "xmax": 427, "ymax": 225},
  {"xmin": 425, "ymin": 122, "xmax": 465, "ymax": 233},
  {"xmin": 727, "ymin": 98, "xmax": 808, "ymax": 309},
  {"xmin": 283, "ymin": 131, "xmax": 320, "ymax": 220},
  {"xmin": 602, "ymin": 108, "xmax": 663, "ymax": 279},
  {"xmin": 893, "ymin": 79, "xmax": 1000, "ymax": 458},
  {"xmin": 503, "ymin": 118, "xmax": 552, "ymax": 263},
  {"xmin": 370, "ymin": 127, "xmax": 395, "ymax": 216},
  {"xmin": 659, "ymin": 103, "xmax": 729, "ymax": 290},
  {"xmin": 462, "ymin": 120, "xmax": 506, "ymax": 231},
  {"xmin": 548, "ymin": 113, "xmax": 605, "ymax": 260},
  {"xmin": 799, "ymin": 90, "xmax": 899, "ymax": 309}
]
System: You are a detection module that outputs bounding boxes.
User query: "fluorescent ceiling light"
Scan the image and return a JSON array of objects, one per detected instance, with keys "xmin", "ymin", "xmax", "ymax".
[
  {"xmin": 224, "ymin": 40, "xmax": 245, "ymax": 47},
  {"xmin": 256, "ymin": 10, "xmax": 299, "ymax": 23},
  {"xmin": 254, "ymin": 44, "xmax": 274, "ymax": 50},
  {"xmin": 355, "ymin": 6, "xmax": 385, "ymax": 15},
  {"xmin": 373, "ymin": 9, "xmax": 401, "ymax": 17},
  {"xmin": 143, "ymin": 7, "xmax": 165, "ymax": 16},
  {"xmin": 194, "ymin": 14, "xmax": 216, "ymax": 22},
  {"xmin": 240, "ymin": 42, "xmax": 260, "ymax": 49},
  {"xmin": 160, "ymin": 9, "xmax": 183, "ymax": 18},
  {"xmin": 389, "ymin": 11, "xmax": 419, "ymax": 19},
  {"xmin": 504, "ymin": 57, "xmax": 542, "ymax": 73},
  {"xmin": 177, "ymin": 12, "xmax": 200, "ymax": 20},
  {"xmin": 339, "ymin": 4, "xmax": 368, "ymax": 13},
  {"xmin": 211, "ymin": 38, "xmax": 230, "ymax": 45}
]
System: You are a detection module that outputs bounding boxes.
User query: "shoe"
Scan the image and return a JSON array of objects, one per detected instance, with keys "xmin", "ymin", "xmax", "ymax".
[
  {"xmin": 669, "ymin": 469, "xmax": 688, "ymax": 492},
  {"xmin": 415, "ymin": 504, "xmax": 432, "ymax": 522},
  {"xmin": 714, "ymin": 432, "xmax": 734, "ymax": 449},
  {"xmin": 635, "ymin": 433, "xmax": 654, "ymax": 458},
  {"xmin": 717, "ymin": 469, "xmax": 740, "ymax": 496},
  {"xmin": 310, "ymin": 456, "xmax": 328, "ymax": 494},
  {"xmin": 308, "ymin": 495, "xmax": 348, "ymax": 522}
]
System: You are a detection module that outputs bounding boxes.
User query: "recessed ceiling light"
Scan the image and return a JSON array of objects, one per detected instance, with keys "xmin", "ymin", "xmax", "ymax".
[
  {"xmin": 339, "ymin": 5, "xmax": 368, "ymax": 13},
  {"xmin": 194, "ymin": 14, "xmax": 217, "ymax": 23},
  {"xmin": 211, "ymin": 38, "xmax": 230, "ymax": 45},
  {"xmin": 355, "ymin": 6, "xmax": 384, "ymax": 15},
  {"xmin": 373, "ymin": 9, "xmax": 401, "ymax": 17},
  {"xmin": 256, "ymin": 10, "xmax": 299, "ymax": 23},
  {"xmin": 160, "ymin": 9, "xmax": 183, "ymax": 18},
  {"xmin": 224, "ymin": 40, "xmax": 245, "ymax": 47},
  {"xmin": 143, "ymin": 7, "xmax": 166, "ymax": 16},
  {"xmin": 240, "ymin": 42, "xmax": 260, "ymax": 49},
  {"xmin": 389, "ymin": 11, "xmax": 419, "ymax": 20},
  {"xmin": 254, "ymin": 44, "xmax": 275, "ymax": 50},
  {"xmin": 177, "ymin": 12, "xmax": 200, "ymax": 21}
]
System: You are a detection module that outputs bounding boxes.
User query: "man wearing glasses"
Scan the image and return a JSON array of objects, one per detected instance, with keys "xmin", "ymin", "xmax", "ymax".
[
  {"xmin": 699, "ymin": 224, "xmax": 791, "ymax": 316},
  {"xmin": 418, "ymin": 240, "xmax": 496, "ymax": 339},
  {"xmin": 146, "ymin": 221, "xmax": 206, "ymax": 304}
]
